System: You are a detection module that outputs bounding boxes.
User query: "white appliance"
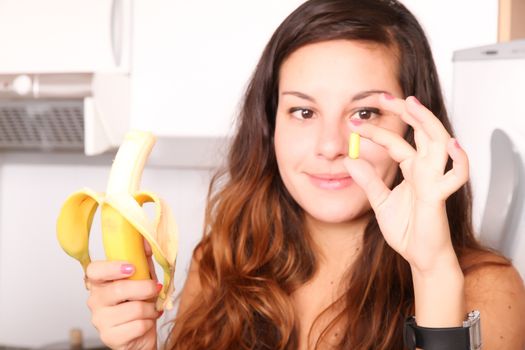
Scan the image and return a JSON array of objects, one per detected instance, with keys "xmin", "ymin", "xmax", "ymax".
[
  {"xmin": 0, "ymin": 0, "xmax": 132, "ymax": 155},
  {"xmin": 451, "ymin": 39, "xmax": 525, "ymax": 278}
]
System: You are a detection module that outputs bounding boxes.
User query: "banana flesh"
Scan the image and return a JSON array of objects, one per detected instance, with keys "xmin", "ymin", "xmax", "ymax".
[{"xmin": 56, "ymin": 130, "xmax": 178, "ymax": 310}]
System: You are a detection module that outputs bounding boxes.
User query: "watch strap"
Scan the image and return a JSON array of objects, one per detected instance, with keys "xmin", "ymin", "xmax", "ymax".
[{"xmin": 404, "ymin": 316, "xmax": 471, "ymax": 350}]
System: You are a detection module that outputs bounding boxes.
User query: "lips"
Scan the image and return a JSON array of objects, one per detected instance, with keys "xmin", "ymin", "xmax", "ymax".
[{"xmin": 307, "ymin": 173, "xmax": 353, "ymax": 190}]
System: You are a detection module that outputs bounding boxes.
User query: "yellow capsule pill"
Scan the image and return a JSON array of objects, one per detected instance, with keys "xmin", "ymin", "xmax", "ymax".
[{"xmin": 348, "ymin": 132, "xmax": 360, "ymax": 159}]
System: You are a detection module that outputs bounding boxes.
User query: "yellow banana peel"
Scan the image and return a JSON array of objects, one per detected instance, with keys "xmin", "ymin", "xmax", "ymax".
[{"xmin": 56, "ymin": 130, "xmax": 178, "ymax": 311}]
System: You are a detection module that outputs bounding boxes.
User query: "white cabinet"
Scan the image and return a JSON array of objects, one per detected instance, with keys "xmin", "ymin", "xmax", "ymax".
[{"xmin": 0, "ymin": 0, "xmax": 129, "ymax": 73}]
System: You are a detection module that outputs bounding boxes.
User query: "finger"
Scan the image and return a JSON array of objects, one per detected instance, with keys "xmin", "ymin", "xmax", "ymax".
[
  {"xmin": 86, "ymin": 261, "xmax": 136, "ymax": 285},
  {"xmin": 91, "ymin": 279, "xmax": 160, "ymax": 307},
  {"xmin": 378, "ymin": 93, "xmax": 429, "ymax": 154},
  {"xmin": 99, "ymin": 319, "xmax": 156, "ymax": 349},
  {"xmin": 379, "ymin": 93, "xmax": 422, "ymax": 130},
  {"xmin": 406, "ymin": 96, "xmax": 454, "ymax": 170},
  {"xmin": 143, "ymin": 238, "xmax": 158, "ymax": 281},
  {"xmin": 111, "ymin": 279, "xmax": 160, "ymax": 304},
  {"xmin": 93, "ymin": 301, "xmax": 161, "ymax": 330},
  {"xmin": 405, "ymin": 96, "xmax": 450, "ymax": 143},
  {"xmin": 343, "ymin": 157, "xmax": 390, "ymax": 211},
  {"xmin": 143, "ymin": 237, "xmax": 153, "ymax": 257},
  {"xmin": 147, "ymin": 255, "xmax": 158, "ymax": 282},
  {"xmin": 439, "ymin": 138, "xmax": 470, "ymax": 196},
  {"xmin": 348, "ymin": 121, "xmax": 416, "ymax": 163}
]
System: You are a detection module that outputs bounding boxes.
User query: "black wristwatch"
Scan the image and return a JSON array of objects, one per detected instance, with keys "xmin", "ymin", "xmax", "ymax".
[{"xmin": 403, "ymin": 310, "xmax": 482, "ymax": 350}]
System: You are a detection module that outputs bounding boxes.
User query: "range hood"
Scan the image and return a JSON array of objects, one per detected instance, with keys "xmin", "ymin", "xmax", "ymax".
[{"xmin": 0, "ymin": 0, "xmax": 132, "ymax": 155}]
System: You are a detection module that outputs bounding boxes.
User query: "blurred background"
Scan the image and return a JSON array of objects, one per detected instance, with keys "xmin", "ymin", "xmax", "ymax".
[{"xmin": 0, "ymin": 0, "xmax": 523, "ymax": 348}]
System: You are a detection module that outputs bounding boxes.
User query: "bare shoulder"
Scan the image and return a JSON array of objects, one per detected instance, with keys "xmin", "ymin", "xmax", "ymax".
[
  {"xmin": 463, "ymin": 252, "xmax": 525, "ymax": 350},
  {"xmin": 177, "ymin": 245, "xmax": 204, "ymax": 316}
]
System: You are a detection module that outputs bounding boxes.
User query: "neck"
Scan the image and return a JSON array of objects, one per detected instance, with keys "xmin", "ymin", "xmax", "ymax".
[{"xmin": 306, "ymin": 212, "xmax": 371, "ymax": 276}]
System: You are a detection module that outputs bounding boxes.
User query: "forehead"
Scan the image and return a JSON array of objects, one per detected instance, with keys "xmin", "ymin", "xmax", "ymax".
[{"xmin": 278, "ymin": 40, "xmax": 400, "ymax": 93}]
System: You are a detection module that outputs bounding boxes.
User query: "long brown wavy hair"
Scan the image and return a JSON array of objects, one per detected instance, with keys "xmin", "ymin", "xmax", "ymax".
[{"xmin": 166, "ymin": 0, "xmax": 507, "ymax": 349}]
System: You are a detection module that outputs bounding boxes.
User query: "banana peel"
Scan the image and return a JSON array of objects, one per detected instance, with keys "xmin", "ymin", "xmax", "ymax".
[{"xmin": 56, "ymin": 130, "xmax": 178, "ymax": 311}]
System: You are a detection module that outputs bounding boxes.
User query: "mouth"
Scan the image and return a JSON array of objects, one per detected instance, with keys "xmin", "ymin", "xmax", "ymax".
[{"xmin": 306, "ymin": 173, "xmax": 353, "ymax": 190}]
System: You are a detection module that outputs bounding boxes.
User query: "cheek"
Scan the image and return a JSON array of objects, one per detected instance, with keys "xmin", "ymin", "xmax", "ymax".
[
  {"xmin": 274, "ymin": 123, "xmax": 291, "ymax": 165},
  {"xmin": 274, "ymin": 120, "xmax": 310, "ymax": 168}
]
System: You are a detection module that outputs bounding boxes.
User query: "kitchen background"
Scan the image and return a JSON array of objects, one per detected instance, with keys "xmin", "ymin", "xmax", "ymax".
[{"xmin": 0, "ymin": 0, "xmax": 522, "ymax": 348}]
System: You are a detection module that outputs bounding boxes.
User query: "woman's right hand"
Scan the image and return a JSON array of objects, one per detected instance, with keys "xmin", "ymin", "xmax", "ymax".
[{"xmin": 86, "ymin": 261, "xmax": 162, "ymax": 350}]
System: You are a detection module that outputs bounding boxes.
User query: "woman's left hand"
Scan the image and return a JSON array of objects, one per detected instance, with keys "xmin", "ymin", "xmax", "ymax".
[{"xmin": 343, "ymin": 94, "xmax": 469, "ymax": 274}]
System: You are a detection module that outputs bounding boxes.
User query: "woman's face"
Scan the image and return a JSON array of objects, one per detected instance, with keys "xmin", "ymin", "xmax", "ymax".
[{"xmin": 274, "ymin": 40, "xmax": 408, "ymax": 224}]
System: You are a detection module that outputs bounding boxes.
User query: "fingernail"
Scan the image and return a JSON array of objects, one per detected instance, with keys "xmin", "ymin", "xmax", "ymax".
[
  {"xmin": 454, "ymin": 139, "xmax": 461, "ymax": 149},
  {"xmin": 156, "ymin": 283, "xmax": 163, "ymax": 293},
  {"xmin": 383, "ymin": 93, "xmax": 395, "ymax": 100},
  {"xmin": 350, "ymin": 119, "xmax": 362, "ymax": 126},
  {"xmin": 121, "ymin": 264, "xmax": 134, "ymax": 275},
  {"xmin": 158, "ymin": 310, "xmax": 164, "ymax": 317},
  {"xmin": 411, "ymin": 96, "xmax": 422, "ymax": 105}
]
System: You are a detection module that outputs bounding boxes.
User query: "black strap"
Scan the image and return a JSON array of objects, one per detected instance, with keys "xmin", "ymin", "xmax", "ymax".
[{"xmin": 404, "ymin": 316, "xmax": 471, "ymax": 350}]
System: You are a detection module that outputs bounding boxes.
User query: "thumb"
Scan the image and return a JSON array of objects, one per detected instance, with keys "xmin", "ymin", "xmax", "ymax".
[{"xmin": 343, "ymin": 157, "xmax": 390, "ymax": 211}]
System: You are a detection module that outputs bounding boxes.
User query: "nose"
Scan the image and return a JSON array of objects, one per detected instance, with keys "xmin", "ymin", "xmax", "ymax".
[{"xmin": 315, "ymin": 118, "xmax": 348, "ymax": 161}]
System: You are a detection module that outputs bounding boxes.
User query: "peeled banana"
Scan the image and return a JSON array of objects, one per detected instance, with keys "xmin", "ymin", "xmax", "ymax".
[{"xmin": 56, "ymin": 130, "xmax": 178, "ymax": 310}]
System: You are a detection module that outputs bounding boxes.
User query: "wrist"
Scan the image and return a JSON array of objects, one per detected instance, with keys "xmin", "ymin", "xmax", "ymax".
[
  {"xmin": 411, "ymin": 255, "xmax": 465, "ymax": 328},
  {"xmin": 410, "ymin": 247, "xmax": 461, "ymax": 278},
  {"xmin": 409, "ymin": 243, "xmax": 463, "ymax": 279}
]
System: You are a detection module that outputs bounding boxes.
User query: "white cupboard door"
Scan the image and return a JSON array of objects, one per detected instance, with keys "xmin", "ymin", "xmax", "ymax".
[{"xmin": 0, "ymin": 0, "xmax": 131, "ymax": 73}]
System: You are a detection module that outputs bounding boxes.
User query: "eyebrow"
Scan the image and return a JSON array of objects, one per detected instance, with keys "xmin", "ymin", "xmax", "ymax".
[{"xmin": 281, "ymin": 89, "xmax": 389, "ymax": 103}]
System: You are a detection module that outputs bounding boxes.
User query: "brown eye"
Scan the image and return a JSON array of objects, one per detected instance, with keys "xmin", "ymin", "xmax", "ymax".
[
  {"xmin": 350, "ymin": 108, "xmax": 381, "ymax": 121},
  {"xmin": 290, "ymin": 108, "xmax": 314, "ymax": 120}
]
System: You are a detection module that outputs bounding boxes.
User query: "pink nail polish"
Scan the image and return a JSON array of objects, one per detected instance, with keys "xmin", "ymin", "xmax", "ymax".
[
  {"xmin": 350, "ymin": 119, "xmax": 362, "ymax": 126},
  {"xmin": 412, "ymin": 96, "xmax": 422, "ymax": 105},
  {"xmin": 156, "ymin": 283, "xmax": 163, "ymax": 293},
  {"xmin": 121, "ymin": 264, "xmax": 134, "ymax": 275},
  {"xmin": 454, "ymin": 139, "xmax": 461, "ymax": 149},
  {"xmin": 383, "ymin": 93, "xmax": 395, "ymax": 100}
]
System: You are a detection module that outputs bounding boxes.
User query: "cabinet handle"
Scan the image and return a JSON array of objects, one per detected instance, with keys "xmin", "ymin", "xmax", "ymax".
[{"xmin": 111, "ymin": 0, "xmax": 124, "ymax": 67}]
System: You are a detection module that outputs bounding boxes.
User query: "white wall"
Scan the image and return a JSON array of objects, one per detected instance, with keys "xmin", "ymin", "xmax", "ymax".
[
  {"xmin": 0, "ymin": 0, "xmax": 499, "ymax": 347},
  {"xmin": 130, "ymin": 0, "xmax": 306, "ymax": 138}
]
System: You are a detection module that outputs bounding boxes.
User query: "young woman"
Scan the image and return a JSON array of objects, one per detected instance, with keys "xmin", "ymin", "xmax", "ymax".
[{"xmin": 85, "ymin": 0, "xmax": 525, "ymax": 349}]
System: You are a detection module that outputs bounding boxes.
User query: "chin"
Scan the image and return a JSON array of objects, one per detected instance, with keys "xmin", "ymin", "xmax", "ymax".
[{"xmin": 303, "ymin": 201, "xmax": 370, "ymax": 224}]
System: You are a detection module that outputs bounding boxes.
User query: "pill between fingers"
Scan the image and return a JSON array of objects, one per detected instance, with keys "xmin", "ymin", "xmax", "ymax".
[{"xmin": 348, "ymin": 132, "xmax": 360, "ymax": 159}]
